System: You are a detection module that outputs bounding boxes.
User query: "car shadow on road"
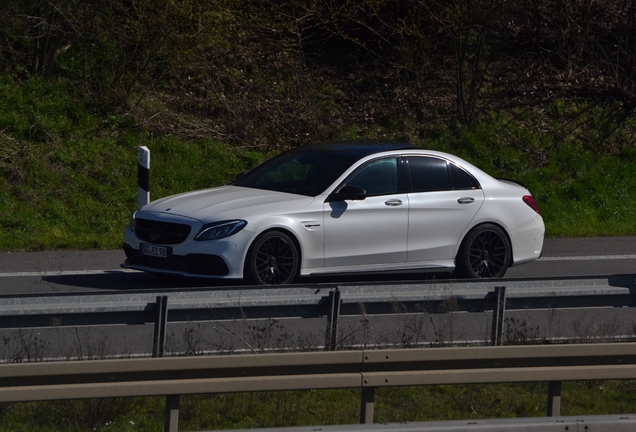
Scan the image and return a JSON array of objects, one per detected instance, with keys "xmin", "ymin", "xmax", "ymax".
[
  {"xmin": 42, "ymin": 269, "xmax": 453, "ymax": 292},
  {"xmin": 42, "ymin": 271, "xmax": 242, "ymax": 291}
]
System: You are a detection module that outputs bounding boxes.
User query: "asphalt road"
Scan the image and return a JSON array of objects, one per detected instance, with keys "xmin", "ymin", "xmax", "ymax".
[
  {"xmin": 1, "ymin": 237, "xmax": 636, "ymax": 360},
  {"xmin": 1, "ymin": 236, "xmax": 635, "ymax": 295}
]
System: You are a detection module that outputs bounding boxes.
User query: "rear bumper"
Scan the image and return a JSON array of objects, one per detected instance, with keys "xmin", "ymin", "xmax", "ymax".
[{"xmin": 510, "ymin": 215, "xmax": 545, "ymax": 267}]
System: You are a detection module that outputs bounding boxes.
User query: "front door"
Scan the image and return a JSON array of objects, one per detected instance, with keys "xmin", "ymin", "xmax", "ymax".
[{"xmin": 323, "ymin": 157, "xmax": 408, "ymax": 267}]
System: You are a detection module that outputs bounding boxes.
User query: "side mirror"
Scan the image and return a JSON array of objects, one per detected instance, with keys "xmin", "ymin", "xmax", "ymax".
[{"xmin": 328, "ymin": 184, "xmax": 367, "ymax": 201}]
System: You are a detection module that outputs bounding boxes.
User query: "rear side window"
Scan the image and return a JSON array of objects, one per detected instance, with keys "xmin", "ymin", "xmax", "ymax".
[
  {"xmin": 449, "ymin": 162, "xmax": 480, "ymax": 190},
  {"xmin": 406, "ymin": 156, "xmax": 480, "ymax": 192},
  {"xmin": 406, "ymin": 157, "xmax": 451, "ymax": 192}
]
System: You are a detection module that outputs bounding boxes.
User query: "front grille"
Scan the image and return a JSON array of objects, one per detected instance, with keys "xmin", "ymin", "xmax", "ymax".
[{"xmin": 135, "ymin": 218, "xmax": 191, "ymax": 245}]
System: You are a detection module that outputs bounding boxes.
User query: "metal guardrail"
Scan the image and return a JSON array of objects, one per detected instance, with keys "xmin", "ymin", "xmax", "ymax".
[
  {"xmin": 2, "ymin": 275, "xmax": 636, "ymax": 327},
  {"xmin": 2, "ymin": 343, "xmax": 636, "ymax": 431},
  {"xmin": 2, "ymin": 276, "xmax": 636, "ymax": 430},
  {"xmin": 1, "ymin": 275, "xmax": 635, "ymax": 353},
  {"xmin": 221, "ymin": 415, "xmax": 636, "ymax": 432}
]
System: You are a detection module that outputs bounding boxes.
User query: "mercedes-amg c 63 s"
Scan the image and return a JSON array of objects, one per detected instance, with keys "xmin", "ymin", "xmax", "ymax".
[{"xmin": 122, "ymin": 141, "xmax": 544, "ymax": 284}]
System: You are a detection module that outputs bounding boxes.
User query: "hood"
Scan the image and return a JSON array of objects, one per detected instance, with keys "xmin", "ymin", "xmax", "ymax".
[{"xmin": 138, "ymin": 186, "xmax": 315, "ymax": 222}]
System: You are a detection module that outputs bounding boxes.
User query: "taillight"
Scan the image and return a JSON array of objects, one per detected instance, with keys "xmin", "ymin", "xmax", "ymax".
[{"xmin": 523, "ymin": 195, "xmax": 540, "ymax": 214}]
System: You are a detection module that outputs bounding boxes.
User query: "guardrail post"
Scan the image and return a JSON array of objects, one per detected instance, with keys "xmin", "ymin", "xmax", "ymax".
[
  {"xmin": 152, "ymin": 296, "xmax": 180, "ymax": 431},
  {"xmin": 491, "ymin": 286, "xmax": 506, "ymax": 346},
  {"xmin": 360, "ymin": 387, "xmax": 375, "ymax": 424},
  {"xmin": 153, "ymin": 295, "xmax": 168, "ymax": 358},
  {"xmin": 325, "ymin": 288, "xmax": 341, "ymax": 351},
  {"xmin": 547, "ymin": 381, "xmax": 561, "ymax": 417},
  {"xmin": 165, "ymin": 394, "xmax": 180, "ymax": 432}
]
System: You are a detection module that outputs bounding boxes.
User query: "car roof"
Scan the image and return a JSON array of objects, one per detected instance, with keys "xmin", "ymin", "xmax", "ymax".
[{"xmin": 297, "ymin": 140, "xmax": 417, "ymax": 159}]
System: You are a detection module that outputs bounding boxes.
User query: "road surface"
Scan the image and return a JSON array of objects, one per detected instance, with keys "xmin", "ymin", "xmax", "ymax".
[{"xmin": 1, "ymin": 237, "xmax": 635, "ymax": 295}]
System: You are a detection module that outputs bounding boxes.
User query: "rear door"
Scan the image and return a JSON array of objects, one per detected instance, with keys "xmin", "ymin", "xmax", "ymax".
[{"xmin": 405, "ymin": 156, "xmax": 484, "ymax": 262}]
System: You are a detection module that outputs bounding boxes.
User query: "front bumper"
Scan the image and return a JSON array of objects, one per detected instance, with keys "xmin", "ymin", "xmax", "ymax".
[
  {"xmin": 122, "ymin": 243, "xmax": 231, "ymax": 277},
  {"xmin": 122, "ymin": 217, "xmax": 251, "ymax": 279}
]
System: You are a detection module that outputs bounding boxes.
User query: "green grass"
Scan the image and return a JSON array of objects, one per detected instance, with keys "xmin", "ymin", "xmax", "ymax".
[
  {"xmin": 2, "ymin": 76, "xmax": 636, "ymax": 252},
  {"xmin": 0, "ymin": 133, "xmax": 261, "ymax": 250},
  {"xmin": 2, "ymin": 381, "xmax": 635, "ymax": 431},
  {"xmin": 0, "ymin": 76, "xmax": 263, "ymax": 251}
]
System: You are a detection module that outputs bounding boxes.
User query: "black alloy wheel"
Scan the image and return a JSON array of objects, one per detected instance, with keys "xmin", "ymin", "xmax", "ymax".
[
  {"xmin": 245, "ymin": 231, "xmax": 300, "ymax": 285},
  {"xmin": 456, "ymin": 224, "xmax": 511, "ymax": 278}
]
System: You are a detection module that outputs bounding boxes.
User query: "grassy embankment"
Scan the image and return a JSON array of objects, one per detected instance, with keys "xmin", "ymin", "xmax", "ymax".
[
  {"xmin": 1, "ymin": 382, "xmax": 635, "ymax": 431},
  {"xmin": 2, "ymin": 75, "xmax": 636, "ymax": 253},
  {"xmin": 2, "ymin": 76, "xmax": 636, "ymax": 431}
]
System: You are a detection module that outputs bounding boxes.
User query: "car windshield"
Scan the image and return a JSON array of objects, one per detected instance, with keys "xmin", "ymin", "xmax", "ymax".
[{"xmin": 234, "ymin": 150, "xmax": 355, "ymax": 196}]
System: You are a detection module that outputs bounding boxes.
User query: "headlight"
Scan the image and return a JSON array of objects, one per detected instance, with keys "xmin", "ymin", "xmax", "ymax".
[{"xmin": 195, "ymin": 220, "xmax": 247, "ymax": 241}]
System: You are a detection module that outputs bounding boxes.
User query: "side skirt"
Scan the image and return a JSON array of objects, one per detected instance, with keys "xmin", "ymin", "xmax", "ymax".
[{"xmin": 302, "ymin": 260, "xmax": 455, "ymax": 276}]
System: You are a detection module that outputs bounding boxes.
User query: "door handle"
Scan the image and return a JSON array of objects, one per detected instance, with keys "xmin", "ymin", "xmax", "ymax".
[
  {"xmin": 457, "ymin": 197, "xmax": 475, "ymax": 204},
  {"xmin": 385, "ymin": 199, "xmax": 403, "ymax": 207}
]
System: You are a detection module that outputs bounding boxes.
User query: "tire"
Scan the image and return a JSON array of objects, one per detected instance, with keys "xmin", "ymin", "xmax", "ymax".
[
  {"xmin": 455, "ymin": 224, "xmax": 511, "ymax": 278},
  {"xmin": 244, "ymin": 231, "xmax": 300, "ymax": 285}
]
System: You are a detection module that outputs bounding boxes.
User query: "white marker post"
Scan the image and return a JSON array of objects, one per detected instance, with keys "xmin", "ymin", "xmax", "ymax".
[{"xmin": 137, "ymin": 146, "xmax": 150, "ymax": 209}]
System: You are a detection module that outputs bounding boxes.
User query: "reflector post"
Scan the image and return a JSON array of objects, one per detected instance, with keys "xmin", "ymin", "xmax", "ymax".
[{"xmin": 138, "ymin": 146, "xmax": 150, "ymax": 209}]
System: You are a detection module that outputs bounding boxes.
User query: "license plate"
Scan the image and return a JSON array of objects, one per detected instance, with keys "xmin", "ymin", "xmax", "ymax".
[{"xmin": 141, "ymin": 243, "xmax": 169, "ymax": 258}]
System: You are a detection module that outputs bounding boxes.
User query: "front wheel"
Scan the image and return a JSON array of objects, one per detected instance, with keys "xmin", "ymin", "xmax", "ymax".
[
  {"xmin": 244, "ymin": 231, "xmax": 300, "ymax": 285},
  {"xmin": 455, "ymin": 224, "xmax": 511, "ymax": 278}
]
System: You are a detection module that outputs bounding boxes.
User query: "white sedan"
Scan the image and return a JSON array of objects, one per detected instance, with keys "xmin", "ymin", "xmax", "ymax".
[{"xmin": 122, "ymin": 141, "xmax": 544, "ymax": 284}]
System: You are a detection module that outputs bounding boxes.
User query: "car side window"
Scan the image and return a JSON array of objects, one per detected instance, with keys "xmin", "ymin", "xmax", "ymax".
[
  {"xmin": 406, "ymin": 156, "xmax": 480, "ymax": 192},
  {"xmin": 406, "ymin": 156, "xmax": 451, "ymax": 192},
  {"xmin": 346, "ymin": 157, "xmax": 399, "ymax": 196},
  {"xmin": 449, "ymin": 162, "xmax": 480, "ymax": 190}
]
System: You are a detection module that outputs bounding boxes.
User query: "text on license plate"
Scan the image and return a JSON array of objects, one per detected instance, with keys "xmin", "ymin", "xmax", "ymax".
[{"xmin": 142, "ymin": 244, "xmax": 168, "ymax": 258}]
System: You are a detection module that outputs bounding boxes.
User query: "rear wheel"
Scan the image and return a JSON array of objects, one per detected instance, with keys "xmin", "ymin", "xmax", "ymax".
[
  {"xmin": 245, "ymin": 231, "xmax": 299, "ymax": 285},
  {"xmin": 456, "ymin": 224, "xmax": 511, "ymax": 278}
]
